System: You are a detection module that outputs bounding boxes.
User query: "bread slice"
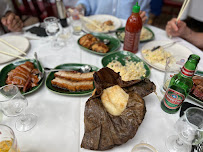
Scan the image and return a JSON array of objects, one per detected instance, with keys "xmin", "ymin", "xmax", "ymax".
[
  {"xmin": 51, "ymin": 77, "xmax": 94, "ymax": 91},
  {"xmin": 54, "ymin": 71, "xmax": 94, "ymax": 81}
]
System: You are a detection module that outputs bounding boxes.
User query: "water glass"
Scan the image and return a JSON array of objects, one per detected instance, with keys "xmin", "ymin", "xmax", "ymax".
[
  {"xmin": 0, "ymin": 84, "xmax": 37, "ymax": 132},
  {"xmin": 0, "ymin": 124, "xmax": 20, "ymax": 152},
  {"xmin": 161, "ymin": 56, "xmax": 186, "ymax": 94},
  {"xmin": 44, "ymin": 17, "xmax": 62, "ymax": 49}
]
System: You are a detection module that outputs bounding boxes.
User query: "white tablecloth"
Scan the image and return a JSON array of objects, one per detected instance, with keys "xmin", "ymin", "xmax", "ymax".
[{"xmin": 0, "ymin": 21, "xmax": 203, "ymax": 152}]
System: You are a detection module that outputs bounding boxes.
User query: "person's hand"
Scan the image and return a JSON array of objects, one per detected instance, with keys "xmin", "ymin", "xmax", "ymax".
[
  {"xmin": 1, "ymin": 12, "xmax": 23, "ymax": 32},
  {"xmin": 165, "ymin": 18, "xmax": 190, "ymax": 38},
  {"xmin": 140, "ymin": 11, "xmax": 147, "ymax": 24}
]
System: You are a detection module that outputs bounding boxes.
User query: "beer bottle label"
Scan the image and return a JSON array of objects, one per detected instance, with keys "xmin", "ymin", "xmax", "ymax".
[
  {"xmin": 181, "ymin": 66, "xmax": 195, "ymax": 77},
  {"xmin": 163, "ymin": 88, "xmax": 185, "ymax": 109}
]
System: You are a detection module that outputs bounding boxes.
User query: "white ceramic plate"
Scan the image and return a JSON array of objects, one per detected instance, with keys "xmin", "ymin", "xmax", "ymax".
[
  {"xmin": 141, "ymin": 40, "xmax": 193, "ymax": 71},
  {"xmin": 82, "ymin": 14, "xmax": 122, "ymax": 33},
  {"xmin": 0, "ymin": 36, "xmax": 30, "ymax": 64}
]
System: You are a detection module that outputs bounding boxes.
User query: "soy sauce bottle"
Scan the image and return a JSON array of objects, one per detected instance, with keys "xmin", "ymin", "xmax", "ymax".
[{"xmin": 123, "ymin": 2, "xmax": 142, "ymax": 53}]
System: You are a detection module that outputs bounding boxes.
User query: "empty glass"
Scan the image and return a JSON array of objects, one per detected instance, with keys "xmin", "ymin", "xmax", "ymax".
[
  {"xmin": 0, "ymin": 124, "xmax": 20, "ymax": 152},
  {"xmin": 44, "ymin": 17, "xmax": 62, "ymax": 49},
  {"xmin": 0, "ymin": 84, "xmax": 37, "ymax": 132},
  {"xmin": 166, "ymin": 107, "xmax": 203, "ymax": 152},
  {"xmin": 161, "ymin": 56, "xmax": 186, "ymax": 94}
]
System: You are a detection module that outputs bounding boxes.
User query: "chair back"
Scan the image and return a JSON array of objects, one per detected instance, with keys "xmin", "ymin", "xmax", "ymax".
[{"xmin": 11, "ymin": 0, "xmax": 55, "ymax": 22}]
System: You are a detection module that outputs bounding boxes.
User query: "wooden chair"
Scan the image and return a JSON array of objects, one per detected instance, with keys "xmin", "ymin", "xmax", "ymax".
[{"xmin": 11, "ymin": 0, "xmax": 55, "ymax": 22}]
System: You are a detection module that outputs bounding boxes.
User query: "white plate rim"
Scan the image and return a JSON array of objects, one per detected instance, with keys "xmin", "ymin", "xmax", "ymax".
[
  {"xmin": 141, "ymin": 40, "xmax": 193, "ymax": 71},
  {"xmin": 82, "ymin": 14, "xmax": 122, "ymax": 34},
  {"xmin": 0, "ymin": 35, "xmax": 30, "ymax": 64}
]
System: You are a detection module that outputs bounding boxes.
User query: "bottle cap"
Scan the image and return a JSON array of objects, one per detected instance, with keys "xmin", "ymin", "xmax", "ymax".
[
  {"xmin": 189, "ymin": 54, "xmax": 200, "ymax": 62},
  {"xmin": 132, "ymin": 2, "xmax": 140, "ymax": 13}
]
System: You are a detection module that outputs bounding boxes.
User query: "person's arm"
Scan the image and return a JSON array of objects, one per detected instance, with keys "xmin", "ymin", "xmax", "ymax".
[
  {"xmin": 183, "ymin": 30, "xmax": 203, "ymax": 49},
  {"xmin": 166, "ymin": 18, "xmax": 203, "ymax": 49}
]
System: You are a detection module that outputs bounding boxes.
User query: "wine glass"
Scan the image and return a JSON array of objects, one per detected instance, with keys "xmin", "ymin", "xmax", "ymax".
[
  {"xmin": 166, "ymin": 107, "xmax": 203, "ymax": 152},
  {"xmin": 44, "ymin": 16, "xmax": 62, "ymax": 49},
  {"xmin": 0, "ymin": 124, "xmax": 20, "ymax": 152},
  {"xmin": 0, "ymin": 84, "xmax": 37, "ymax": 132}
]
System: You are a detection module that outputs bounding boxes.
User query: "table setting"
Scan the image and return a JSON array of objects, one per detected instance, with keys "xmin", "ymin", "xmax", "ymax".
[{"xmin": 0, "ymin": 13, "xmax": 202, "ymax": 152}]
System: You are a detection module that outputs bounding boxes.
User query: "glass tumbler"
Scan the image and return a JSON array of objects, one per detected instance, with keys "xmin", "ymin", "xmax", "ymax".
[
  {"xmin": 0, "ymin": 124, "xmax": 20, "ymax": 152},
  {"xmin": 161, "ymin": 56, "xmax": 186, "ymax": 94}
]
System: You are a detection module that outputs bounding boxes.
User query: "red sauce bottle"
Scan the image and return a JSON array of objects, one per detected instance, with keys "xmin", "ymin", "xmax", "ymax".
[{"xmin": 123, "ymin": 2, "xmax": 142, "ymax": 53}]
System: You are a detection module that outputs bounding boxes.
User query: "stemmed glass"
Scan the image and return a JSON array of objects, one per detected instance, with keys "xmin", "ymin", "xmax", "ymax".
[
  {"xmin": 0, "ymin": 84, "xmax": 37, "ymax": 132},
  {"xmin": 166, "ymin": 107, "xmax": 203, "ymax": 152},
  {"xmin": 44, "ymin": 16, "xmax": 62, "ymax": 49}
]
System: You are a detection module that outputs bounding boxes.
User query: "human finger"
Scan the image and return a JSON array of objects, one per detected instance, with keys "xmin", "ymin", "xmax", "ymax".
[
  {"xmin": 1, "ymin": 17, "xmax": 7, "ymax": 25},
  {"xmin": 6, "ymin": 13, "xmax": 15, "ymax": 25}
]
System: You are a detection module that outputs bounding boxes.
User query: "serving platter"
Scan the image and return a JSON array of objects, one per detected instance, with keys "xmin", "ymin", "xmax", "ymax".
[
  {"xmin": 82, "ymin": 14, "xmax": 122, "ymax": 33},
  {"xmin": 141, "ymin": 40, "xmax": 193, "ymax": 71},
  {"xmin": 188, "ymin": 70, "xmax": 203, "ymax": 105},
  {"xmin": 0, "ymin": 59, "xmax": 44, "ymax": 95},
  {"xmin": 116, "ymin": 26, "xmax": 155, "ymax": 43},
  {"xmin": 0, "ymin": 36, "xmax": 30, "ymax": 64},
  {"xmin": 78, "ymin": 33, "xmax": 120, "ymax": 56},
  {"xmin": 46, "ymin": 63, "xmax": 99, "ymax": 96},
  {"xmin": 102, "ymin": 50, "xmax": 150, "ymax": 78}
]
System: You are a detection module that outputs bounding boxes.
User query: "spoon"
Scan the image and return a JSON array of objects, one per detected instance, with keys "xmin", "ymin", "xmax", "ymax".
[
  {"xmin": 34, "ymin": 52, "xmax": 44, "ymax": 81},
  {"xmin": 44, "ymin": 65, "xmax": 92, "ymax": 73},
  {"xmin": 102, "ymin": 39, "xmax": 110, "ymax": 45},
  {"xmin": 151, "ymin": 41, "xmax": 180, "ymax": 52}
]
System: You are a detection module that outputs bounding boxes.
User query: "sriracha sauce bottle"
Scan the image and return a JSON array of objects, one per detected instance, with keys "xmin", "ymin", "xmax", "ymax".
[{"xmin": 123, "ymin": 2, "xmax": 142, "ymax": 53}]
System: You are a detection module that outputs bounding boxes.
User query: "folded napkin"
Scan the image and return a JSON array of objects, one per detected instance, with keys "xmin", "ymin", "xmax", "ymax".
[{"xmin": 26, "ymin": 26, "xmax": 48, "ymax": 37}]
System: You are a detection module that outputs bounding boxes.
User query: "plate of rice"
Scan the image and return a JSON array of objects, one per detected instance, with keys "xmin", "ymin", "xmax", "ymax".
[{"xmin": 141, "ymin": 40, "xmax": 193, "ymax": 71}]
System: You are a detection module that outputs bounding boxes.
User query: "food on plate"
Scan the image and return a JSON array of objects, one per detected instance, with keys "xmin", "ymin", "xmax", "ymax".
[
  {"xmin": 51, "ymin": 71, "xmax": 95, "ymax": 91},
  {"xmin": 79, "ymin": 34, "xmax": 98, "ymax": 49},
  {"xmin": 190, "ymin": 75, "xmax": 203, "ymax": 101},
  {"xmin": 107, "ymin": 60, "xmax": 146, "ymax": 81},
  {"xmin": 85, "ymin": 20, "xmax": 115, "ymax": 32},
  {"xmin": 79, "ymin": 34, "xmax": 109, "ymax": 53},
  {"xmin": 142, "ymin": 47, "xmax": 174, "ymax": 65},
  {"xmin": 101, "ymin": 85, "xmax": 129, "ymax": 116},
  {"xmin": 6, "ymin": 61, "xmax": 40, "ymax": 92},
  {"xmin": 81, "ymin": 67, "xmax": 156, "ymax": 150},
  {"xmin": 91, "ymin": 42, "xmax": 109, "ymax": 53},
  {"xmin": 117, "ymin": 27, "xmax": 153, "ymax": 42},
  {"xmin": 140, "ymin": 27, "xmax": 153, "ymax": 41}
]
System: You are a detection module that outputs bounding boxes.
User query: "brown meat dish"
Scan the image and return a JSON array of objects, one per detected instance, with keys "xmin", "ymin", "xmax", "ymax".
[
  {"xmin": 79, "ymin": 34, "xmax": 110, "ymax": 53},
  {"xmin": 103, "ymin": 20, "xmax": 114, "ymax": 26},
  {"xmin": 51, "ymin": 71, "xmax": 95, "ymax": 92},
  {"xmin": 91, "ymin": 42, "xmax": 109, "ymax": 53},
  {"xmin": 191, "ymin": 75, "xmax": 203, "ymax": 101},
  {"xmin": 81, "ymin": 67, "xmax": 156, "ymax": 150},
  {"xmin": 79, "ymin": 34, "xmax": 98, "ymax": 49},
  {"xmin": 6, "ymin": 61, "xmax": 40, "ymax": 92}
]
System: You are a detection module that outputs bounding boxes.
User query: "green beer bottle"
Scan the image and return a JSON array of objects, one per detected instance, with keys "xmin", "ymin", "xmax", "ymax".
[{"xmin": 161, "ymin": 54, "xmax": 200, "ymax": 114}]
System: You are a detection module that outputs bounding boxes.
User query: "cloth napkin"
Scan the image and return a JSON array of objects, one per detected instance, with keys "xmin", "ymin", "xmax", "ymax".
[{"xmin": 26, "ymin": 26, "xmax": 48, "ymax": 37}]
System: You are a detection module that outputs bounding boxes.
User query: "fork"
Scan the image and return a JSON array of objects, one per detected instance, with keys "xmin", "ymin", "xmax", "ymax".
[{"xmin": 151, "ymin": 40, "xmax": 180, "ymax": 52}]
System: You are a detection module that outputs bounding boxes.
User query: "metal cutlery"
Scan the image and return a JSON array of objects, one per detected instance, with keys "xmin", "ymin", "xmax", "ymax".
[{"xmin": 44, "ymin": 65, "xmax": 92, "ymax": 73}]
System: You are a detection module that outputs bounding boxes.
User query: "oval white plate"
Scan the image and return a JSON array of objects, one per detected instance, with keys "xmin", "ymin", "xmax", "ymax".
[
  {"xmin": 141, "ymin": 40, "xmax": 193, "ymax": 71},
  {"xmin": 82, "ymin": 14, "xmax": 122, "ymax": 33},
  {"xmin": 0, "ymin": 36, "xmax": 30, "ymax": 64}
]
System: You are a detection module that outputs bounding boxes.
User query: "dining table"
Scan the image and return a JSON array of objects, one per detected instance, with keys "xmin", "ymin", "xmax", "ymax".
[{"xmin": 0, "ymin": 18, "xmax": 203, "ymax": 152}]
